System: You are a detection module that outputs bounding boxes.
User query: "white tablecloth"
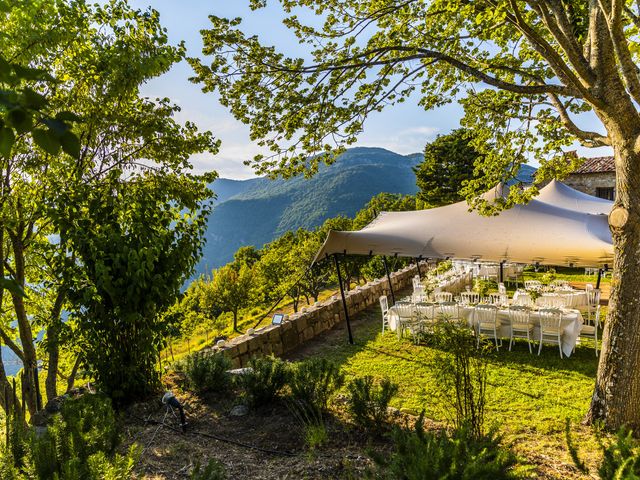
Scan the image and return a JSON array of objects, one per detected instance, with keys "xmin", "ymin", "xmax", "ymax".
[
  {"xmin": 513, "ymin": 290, "xmax": 588, "ymax": 308},
  {"xmin": 388, "ymin": 304, "xmax": 583, "ymax": 357}
]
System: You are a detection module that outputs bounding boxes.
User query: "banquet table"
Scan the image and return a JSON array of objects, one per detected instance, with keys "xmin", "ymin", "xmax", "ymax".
[
  {"xmin": 388, "ymin": 303, "xmax": 583, "ymax": 357},
  {"xmin": 513, "ymin": 290, "xmax": 588, "ymax": 308}
]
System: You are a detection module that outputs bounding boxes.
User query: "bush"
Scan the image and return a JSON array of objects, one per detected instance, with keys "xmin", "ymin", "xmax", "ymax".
[
  {"xmin": 371, "ymin": 413, "xmax": 524, "ymax": 479},
  {"xmin": 238, "ymin": 356, "xmax": 290, "ymax": 408},
  {"xmin": 473, "ymin": 278, "xmax": 497, "ymax": 298},
  {"xmin": 2, "ymin": 394, "xmax": 139, "ymax": 480},
  {"xmin": 289, "ymin": 358, "xmax": 344, "ymax": 413},
  {"xmin": 184, "ymin": 351, "xmax": 232, "ymax": 394},
  {"xmin": 346, "ymin": 376, "xmax": 398, "ymax": 434},
  {"xmin": 191, "ymin": 458, "xmax": 227, "ymax": 480},
  {"xmin": 431, "ymin": 321, "xmax": 488, "ymax": 439}
]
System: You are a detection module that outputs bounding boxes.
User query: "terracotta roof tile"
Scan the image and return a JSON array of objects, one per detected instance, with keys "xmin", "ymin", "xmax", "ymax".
[{"xmin": 573, "ymin": 156, "xmax": 615, "ymax": 174}]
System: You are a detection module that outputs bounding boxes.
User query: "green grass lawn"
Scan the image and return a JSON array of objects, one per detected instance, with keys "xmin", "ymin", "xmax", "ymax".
[{"xmin": 295, "ymin": 300, "xmax": 603, "ymax": 476}]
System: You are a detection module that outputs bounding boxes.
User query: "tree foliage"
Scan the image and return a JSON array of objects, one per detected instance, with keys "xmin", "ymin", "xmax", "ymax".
[
  {"xmin": 0, "ymin": 0, "xmax": 218, "ymax": 413},
  {"xmin": 414, "ymin": 129, "xmax": 483, "ymax": 207}
]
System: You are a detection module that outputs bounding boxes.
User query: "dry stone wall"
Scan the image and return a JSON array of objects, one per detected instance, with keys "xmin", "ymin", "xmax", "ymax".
[{"xmin": 215, "ymin": 264, "xmax": 420, "ymax": 368}]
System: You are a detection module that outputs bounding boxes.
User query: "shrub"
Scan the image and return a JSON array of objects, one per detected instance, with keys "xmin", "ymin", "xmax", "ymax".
[
  {"xmin": 346, "ymin": 376, "xmax": 398, "ymax": 434},
  {"xmin": 2, "ymin": 394, "xmax": 139, "ymax": 480},
  {"xmin": 431, "ymin": 321, "xmax": 488, "ymax": 439},
  {"xmin": 191, "ymin": 458, "xmax": 227, "ymax": 480},
  {"xmin": 371, "ymin": 413, "xmax": 524, "ymax": 479},
  {"xmin": 286, "ymin": 396, "xmax": 327, "ymax": 451},
  {"xmin": 238, "ymin": 356, "xmax": 290, "ymax": 408},
  {"xmin": 288, "ymin": 358, "xmax": 344, "ymax": 413},
  {"xmin": 184, "ymin": 351, "xmax": 232, "ymax": 394}
]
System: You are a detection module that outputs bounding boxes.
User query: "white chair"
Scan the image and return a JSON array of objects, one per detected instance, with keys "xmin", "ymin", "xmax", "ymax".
[
  {"xmin": 508, "ymin": 306, "xmax": 533, "ymax": 353},
  {"xmin": 460, "ymin": 291, "xmax": 480, "ymax": 305},
  {"xmin": 538, "ymin": 308, "xmax": 564, "ymax": 358},
  {"xmin": 489, "ymin": 292, "xmax": 508, "ymax": 305},
  {"xmin": 524, "ymin": 280, "xmax": 542, "ymax": 290},
  {"xmin": 414, "ymin": 303, "xmax": 436, "ymax": 337},
  {"xmin": 585, "ymin": 288, "xmax": 601, "ymax": 322},
  {"xmin": 412, "ymin": 276, "xmax": 424, "ymax": 294},
  {"xmin": 474, "ymin": 305, "xmax": 500, "ymax": 350},
  {"xmin": 395, "ymin": 303, "xmax": 416, "ymax": 340},
  {"xmin": 434, "ymin": 291, "xmax": 453, "ymax": 303},
  {"xmin": 580, "ymin": 305, "xmax": 601, "ymax": 356},
  {"xmin": 498, "ymin": 283, "xmax": 507, "ymax": 295},
  {"xmin": 379, "ymin": 296, "xmax": 390, "ymax": 332},
  {"xmin": 513, "ymin": 291, "xmax": 533, "ymax": 307},
  {"xmin": 551, "ymin": 279, "xmax": 569, "ymax": 289},
  {"xmin": 438, "ymin": 302, "xmax": 460, "ymax": 322}
]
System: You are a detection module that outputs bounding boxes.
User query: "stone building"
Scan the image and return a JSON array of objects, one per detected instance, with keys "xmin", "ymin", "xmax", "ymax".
[{"xmin": 564, "ymin": 156, "xmax": 616, "ymax": 200}]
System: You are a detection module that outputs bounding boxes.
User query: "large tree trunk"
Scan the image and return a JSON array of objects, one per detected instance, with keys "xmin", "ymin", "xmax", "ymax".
[{"xmin": 587, "ymin": 140, "xmax": 640, "ymax": 429}]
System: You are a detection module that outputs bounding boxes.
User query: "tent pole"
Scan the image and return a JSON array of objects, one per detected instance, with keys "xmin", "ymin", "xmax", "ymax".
[
  {"xmin": 382, "ymin": 256, "xmax": 396, "ymax": 305},
  {"xmin": 596, "ymin": 268, "xmax": 602, "ymax": 289},
  {"xmin": 415, "ymin": 257, "xmax": 422, "ymax": 278},
  {"xmin": 333, "ymin": 254, "xmax": 354, "ymax": 345},
  {"xmin": 499, "ymin": 261, "xmax": 504, "ymax": 284}
]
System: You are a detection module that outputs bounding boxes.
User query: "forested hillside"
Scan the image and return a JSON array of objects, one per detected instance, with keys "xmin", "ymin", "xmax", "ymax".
[{"xmin": 197, "ymin": 147, "xmax": 423, "ymax": 273}]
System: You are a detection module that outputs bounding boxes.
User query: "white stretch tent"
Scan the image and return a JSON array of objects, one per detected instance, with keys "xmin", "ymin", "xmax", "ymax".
[
  {"xmin": 536, "ymin": 180, "xmax": 613, "ymax": 215},
  {"xmin": 314, "ymin": 182, "xmax": 614, "ymax": 267}
]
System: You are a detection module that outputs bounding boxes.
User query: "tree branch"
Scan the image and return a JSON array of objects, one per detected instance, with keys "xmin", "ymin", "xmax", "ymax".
[{"xmin": 547, "ymin": 92, "xmax": 610, "ymax": 147}]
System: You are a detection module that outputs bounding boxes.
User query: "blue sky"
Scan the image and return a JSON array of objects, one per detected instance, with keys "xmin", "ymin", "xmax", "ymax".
[{"xmin": 132, "ymin": 1, "xmax": 613, "ymax": 179}]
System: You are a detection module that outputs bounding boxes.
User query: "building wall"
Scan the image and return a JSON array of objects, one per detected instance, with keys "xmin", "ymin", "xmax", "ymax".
[{"xmin": 564, "ymin": 172, "xmax": 616, "ymax": 198}]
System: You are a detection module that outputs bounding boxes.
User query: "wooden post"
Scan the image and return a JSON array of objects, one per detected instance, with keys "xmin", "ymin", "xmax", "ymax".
[
  {"xmin": 382, "ymin": 256, "xmax": 396, "ymax": 305},
  {"xmin": 333, "ymin": 254, "xmax": 354, "ymax": 345}
]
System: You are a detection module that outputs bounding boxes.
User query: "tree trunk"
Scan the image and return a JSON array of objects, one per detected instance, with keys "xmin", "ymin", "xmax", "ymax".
[
  {"xmin": 587, "ymin": 141, "xmax": 640, "ymax": 429},
  {"xmin": 9, "ymin": 234, "xmax": 38, "ymax": 416},
  {"xmin": 66, "ymin": 356, "xmax": 81, "ymax": 393},
  {"xmin": 45, "ymin": 292, "xmax": 65, "ymax": 402}
]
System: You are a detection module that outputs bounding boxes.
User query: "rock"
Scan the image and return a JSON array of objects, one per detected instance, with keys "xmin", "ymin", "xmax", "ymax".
[{"xmin": 229, "ymin": 404, "xmax": 249, "ymax": 417}]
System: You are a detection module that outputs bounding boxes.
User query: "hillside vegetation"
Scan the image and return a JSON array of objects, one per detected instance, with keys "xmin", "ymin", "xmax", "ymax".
[{"xmin": 198, "ymin": 147, "xmax": 422, "ymax": 273}]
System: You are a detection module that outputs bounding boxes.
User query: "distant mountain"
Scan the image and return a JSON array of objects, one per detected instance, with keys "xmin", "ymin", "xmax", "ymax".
[
  {"xmin": 196, "ymin": 147, "xmax": 538, "ymax": 276},
  {"xmin": 197, "ymin": 147, "xmax": 422, "ymax": 274}
]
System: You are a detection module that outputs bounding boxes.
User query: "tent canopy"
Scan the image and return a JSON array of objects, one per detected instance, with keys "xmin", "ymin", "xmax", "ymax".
[
  {"xmin": 314, "ymin": 182, "xmax": 613, "ymax": 267},
  {"xmin": 537, "ymin": 180, "xmax": 613, "ymax": 215}
]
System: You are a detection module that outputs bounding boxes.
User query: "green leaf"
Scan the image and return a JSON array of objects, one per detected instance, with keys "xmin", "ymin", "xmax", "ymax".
[
  {"xmin": 22, "ymin": 88, "xmax": 47, "ymax": 109},
  {"xmin": 0, "ymin": 126, "xmax": 15, "ymax": 157},
  {"xmin": 60, "ymin": 130, "xmax": 81, "ymax": 158},
  {"xmin": 7, "ymin": 107, "xmax": 32, "ymax": 133},
  {"xmin": 55, "ymin": 111, "xmax": 82, "ymax": 122},
  {"xmin": 43, "ymin": 118, "xmax": 69, "ymax": 137},
  {"xmin": 32, "ymin": 128, "xmax": 61, "ymax": 155},
  {"xmin": 0, "ymin": 278, "xmax": 27, "ymax": 298}
]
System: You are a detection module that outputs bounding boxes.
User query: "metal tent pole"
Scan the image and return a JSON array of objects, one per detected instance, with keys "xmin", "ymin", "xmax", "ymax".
[
  {"xmin": 596, "ymin": 268, "xmax": 602, "ymax": 289},
  {"xmin": 382, "ymin": 256, "xmax": 396, "ymax": 305},
  {"xmin": 415, "ymin": 257, "xmax": 422, "ymax": 278},
  {"xmin": 333, "ymin": 254, "xmax": 354, "ymax": 345},
  {"xmin": 499, "ymin": 261, "xmax": 504, "ymax": 284}
]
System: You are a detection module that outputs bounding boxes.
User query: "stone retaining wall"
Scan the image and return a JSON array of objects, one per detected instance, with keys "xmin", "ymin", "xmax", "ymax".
[{"xmin": 216, "ymin": 264, "xmax": 420, "ymax": 368}]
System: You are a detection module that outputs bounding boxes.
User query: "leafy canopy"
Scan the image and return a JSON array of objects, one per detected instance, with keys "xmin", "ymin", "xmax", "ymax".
[
  {"xmin": 414, "ymin": 129, "xmax": 483, "ymax": 207},
  {"xmin": 190, "ymin": 0, "xmax": 631, "ymax": 211}
]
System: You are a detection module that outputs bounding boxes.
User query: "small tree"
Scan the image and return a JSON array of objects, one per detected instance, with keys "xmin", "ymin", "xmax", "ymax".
[{"xmin": 210, "ymin": 264, "xmax": 254, "ymax": 332}]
